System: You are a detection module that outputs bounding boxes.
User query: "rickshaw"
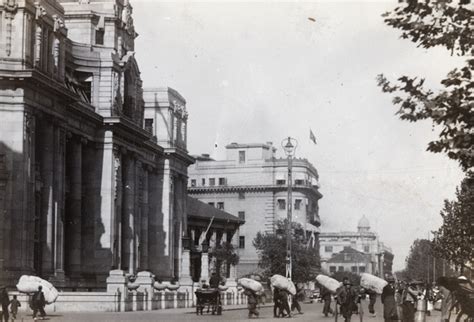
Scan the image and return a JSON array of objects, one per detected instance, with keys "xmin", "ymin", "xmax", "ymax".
[{"xmin": 195, "ymin": 288, "xmax": 222, "ymax": 315}]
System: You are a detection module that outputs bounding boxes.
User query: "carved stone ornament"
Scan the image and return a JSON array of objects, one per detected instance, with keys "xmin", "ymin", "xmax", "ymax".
[
  {"xmin": 35, "ymin": 4, "xmax": 47, "ymax": 20},
  {"xmin": 5, "ymin": 0, "xmax": 18, "ymax": 56},
  {"xmin": 53, "ymin": 14, "xmax": 65, "ymax": 33}
]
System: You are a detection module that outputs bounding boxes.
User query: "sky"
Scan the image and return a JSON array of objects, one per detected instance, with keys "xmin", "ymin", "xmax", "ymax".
[{"xmin": 132, "ymin": 0, "xmax": 465, "ymax": 270}]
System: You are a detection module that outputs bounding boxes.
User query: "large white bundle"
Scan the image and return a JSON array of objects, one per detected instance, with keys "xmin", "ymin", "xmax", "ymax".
[
  {"xmin": 316, "ymin": 274, "xmax": 342, "ymax": 294},
  {"xmin": 238, "ymin": 278, "xmax": 264, "ymax": 295},
  {"xmin": 270, "ymin": 274, "xmax": 296, "ymax": 295},
  {"xmin": 16, "ymin": 275, "xmax": 59, "ymax": 304},
  {"xmin": 360, "ymin": 273, "xmax": 388, "ymax": 294}
]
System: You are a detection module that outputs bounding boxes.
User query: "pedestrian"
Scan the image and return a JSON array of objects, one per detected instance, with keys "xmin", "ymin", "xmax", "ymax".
[
  {"xmin": 364, "ymin": 288, "xmax": 377, "ymax": 317},
  {"xmin": 381, "ymin": 276, "xmax": 400, "ymax": 322},
  {"xmin": 401, "ymin": 281, "xmax": 419, "ymax": 322},
  {"xmin": 209, "ymin": 272, "xmax": 221, "ymax": 289},
  {"xmin": 31, "ymin": 286, "xmax": 46, "ymax": 321},
  {"xmin": 273, "ymin": 288, "xmax": 282, "ymax": 318},
  {"xmin": 243, "ymin": 288, "xmax": 259, "ymax": 318},
  {"xmin": 436, "ymin": 277, "xmax": 456, "ymax": 322},
  {"xmin": 290, "ymin": 284, "xmax": 304, "ymax": 314},
  {"xmin": 0, "ymin": 286, "xmax": 9, "ymax": 322},
  {"xmin": 9, "ymin": 294, "xmax": 21, "ymax": 320},
  {"xmin": 337, "ymin": 278, "xmax": 358, "ymax": 322},
  {"xmin": 321, "ymin": 286, "xmax": 334, "ymax": 317}
]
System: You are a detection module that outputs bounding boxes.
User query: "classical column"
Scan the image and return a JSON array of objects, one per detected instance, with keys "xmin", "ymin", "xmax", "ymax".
[
  {"xmin": 139, "ymin": 166, "xmax": 149, "ymax": 271},
  {"xmin": 66, "ymin": 136, "xmax": 83, "ymax": 276},
  {"xmin": 40, "ymin": 121, "xmax": 54, "ymax": 275},
  {"xmin": 113, "ymin": 148, "xmax": 123, "ymax": 269},
  {"xmin": 53, "ymin": 126, "xmax": 66, "ymax": 281},
  {"xmin": 122, "ymin": 153, "xmax": 136, "ymax": 273}
]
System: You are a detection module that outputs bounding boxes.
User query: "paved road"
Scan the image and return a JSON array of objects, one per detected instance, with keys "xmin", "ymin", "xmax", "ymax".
[{"xmin": 12, "ymin": 300, "xmax": 443, "ymax": 322}]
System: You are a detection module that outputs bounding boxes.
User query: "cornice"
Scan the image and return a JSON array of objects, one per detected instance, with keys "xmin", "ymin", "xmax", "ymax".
[{"xmin": 188, "ymin": 184, "xmax": 323, "ymax": 198}]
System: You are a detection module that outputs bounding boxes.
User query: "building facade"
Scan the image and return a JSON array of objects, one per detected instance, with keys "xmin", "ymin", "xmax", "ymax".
[
  {"xmin": 188, "ymin": 142, "xmax": 323, "ymax": 276},
  {"xmin": 319, "ymin": 216, "xmax": 394, "ymax": 277},
  {"xmin": 0, "ymin": 0, "xmax": 193, "ymax": 289}
]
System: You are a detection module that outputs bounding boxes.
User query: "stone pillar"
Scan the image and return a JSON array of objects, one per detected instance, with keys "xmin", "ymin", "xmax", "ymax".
[
  {"xmin": 139, "ymin": 167, "xmax": 149, "ymax": 271},
  {"xmin": 201, "ymin": 251, "xmax": 209, "ymax": 283},
  {"xmin": 40, "ymin": 121, "xmax": 54, "ymax": 275},
  {"xmin": 66, "ymin": 137, "xmax": 82, "ymax": 276},
  {"xmin": 106, "ymin": 269, "xmax": 127, "ymax": 312},
  {"xmin": 113, "ymin": 148, "xmax": 123, "ymax": 269},
  {"xmin": 135, "ymin": 271, "xmax": 154, "ymax": 311},
  {"xmin": 180, "ymin": 237, "xmax": 193, "ymax": 288},
  {"xmin": 122, "ymin": 153, "xmax": 136, "ymax": 274},
  {"xmin": 52, "ymin": 126, "xmax": 66, "ymax": 283}
]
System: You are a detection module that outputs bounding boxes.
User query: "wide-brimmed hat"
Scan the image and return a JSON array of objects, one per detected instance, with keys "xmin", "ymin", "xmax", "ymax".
[
  {"xmin": 386, "ymin": 276, "xmax": 395, "ymax": 282},
  {"xmin": 343, "ymin": 280, "xmax": 352, "ymax": 286}
]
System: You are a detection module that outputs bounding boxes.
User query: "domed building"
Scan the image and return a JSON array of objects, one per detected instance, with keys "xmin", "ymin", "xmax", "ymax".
[{"xmin": 319, "ymin": 216, "xmax": 393, "ymax": 277}]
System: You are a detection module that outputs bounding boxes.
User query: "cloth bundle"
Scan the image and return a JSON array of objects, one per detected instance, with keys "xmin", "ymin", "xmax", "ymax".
[
  {"xmin": 270, "ymin": 274, "xmax": 296, "ymax": 295},
  {"xmin": 238, "ymin": 278, "xmax": 264, "ymax": 295},
  {"xmin": 16, "ymin": 275, "xmax": 59, "ymax": 304},
  {"xmin": 316, "ymin": 274, "xmax": 342, "ymax": 294},
  {"xmin": 360, "ymin": 273, "xmax": 388, "ymax": 294}
]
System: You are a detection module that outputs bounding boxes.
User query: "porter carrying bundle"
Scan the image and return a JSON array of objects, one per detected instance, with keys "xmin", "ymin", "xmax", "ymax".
[
  {"xmin": 16, "ymin": 275, "xmax": 59, "ymax": 304},
  {"xmin": 270, "ymin": 274, "xmax": 296, "ymax": 295},
  {"xmin": 360, "ymin": 273, "xmax": 388, "ymax": 294},
  {"xmin": 238, "ymin": 278, "xmax": 264, "ymax": 295},
  {"xmin": 316, "ymin": 274, "xmax": 342, "ymax": 294}
]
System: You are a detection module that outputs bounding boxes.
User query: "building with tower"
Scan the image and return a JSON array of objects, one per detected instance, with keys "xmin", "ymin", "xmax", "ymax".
[
  {"xmin": 0, "ymin": 0, "xmax": 197, "ymax": 290},
  {"xmin": 319, "ymin": 216, "xmax": 394, "ymax": 277},
  {"xmin": 187, "ymin": 142, "xmax": 323, "ymax": 276}
]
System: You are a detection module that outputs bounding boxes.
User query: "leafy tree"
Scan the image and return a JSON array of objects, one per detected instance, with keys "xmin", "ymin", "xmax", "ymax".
[
  {"xmin": 377, "ymin": 0, "xmax": 474, "ymax": 173},
  {"xmin": 404, "ymin": 238, "xmax": 456, "ymax": 282},
  {"xmin": 209, "ymin": 242, "xmax": 239, "ymax": 278},
  {"xmin": 432, "ymin": 176, "xmax": 474, "ymax": 272},
  {"xmin": 253, "ymin": 220, "xmax": 320, "ymax": 284}
]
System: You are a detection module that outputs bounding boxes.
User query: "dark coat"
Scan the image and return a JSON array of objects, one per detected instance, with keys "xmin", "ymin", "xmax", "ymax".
[{"xmin": 381, "ymin": 284, "xmax": 399, "ymax": 321}]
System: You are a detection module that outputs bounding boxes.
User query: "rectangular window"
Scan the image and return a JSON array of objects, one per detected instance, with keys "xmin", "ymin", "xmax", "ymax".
[
  {"xmin": 324, "ymin": 246, "xmax": 333, "ymax": 252},
  {"xmin": 202, "ymin": 178, "xmax": 206, "ymax": 186},
  {"xmin": 359, "ymin": 266, "xmax": 366, "ymax": 273},
  {"xmin": 344, "ymin": 254, "xmax": 350, "ymax": 261},
  {"xmin": 95, "ymin": 29, "xmax": 104, "ymax": 45},
  {"xmin": 217, "ymin": 202, "xmax": 224, "ymax": 210},
  {"xmin": 277, "ymin": 199, "xmax": 286, "ymax": 210},
  {"xmin": 364, "ymin": 245, "xmax": 370, "ymax": 253},
  {"xmin": 351, "ymin": 266, "xmax": 358, "ymax": 273},
  {"xmin": 238, "ymin": 211, "xmax": 245, "ymax": 221},
  {"xmin": 295, "ymin": 179, "xmax": 304, "ymax": 185},
  {"xmin": 276, "ymin": 179, "xmax": 286, "ymax": 185},
  {"xmin": 209, "ymin": 178, "xmax": 215, "ymax": 186},
  {"xmin": 338, "ymin": 266, "xmax": 344, "ymax": 272},
  {"xmin": 329, "ymin": 266, "xmax": 337, "ymax": 273},
  {"xmin": 208, "ymin": 202, "xmax": 215, "ymax": 207},
  {"xmin": 218, "ymin": 177, "xmax": 226, "ymax": 186},
  {"xmin": 239, "ymin": 151, "xmax": 246, "ymax": 163},
  {"xmin": 238, "ymin": 191, "xmax": 245, "ymax": 199},
  {"xmin": 239, "ymin": 236, "xmax": 245, "ymax": 249},
  {"xmin": 294, "ymin": 199, "xmax": 302, "ymax": 210},
  {"xmin": 144, "ymin": 118, "xmax": 154, "ymax": 134},
  {"xmin": 190, "ymin": 179, "xmax": 196, "ymax": 187}
]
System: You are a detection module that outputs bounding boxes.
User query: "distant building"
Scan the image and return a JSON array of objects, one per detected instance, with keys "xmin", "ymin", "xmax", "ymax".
[
  {"xmin": 188, "ymin": 142, "xmax": 323, "ymax": 276},
  {"xmin": 320, "ymin": 216, "xmax": 393, "ymax": 277}
]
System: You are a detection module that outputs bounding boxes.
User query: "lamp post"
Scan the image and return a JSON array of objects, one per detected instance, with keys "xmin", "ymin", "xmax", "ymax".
[{"xmin": 282, "ymin": 137, "xmax": 297, "ymax": 281}]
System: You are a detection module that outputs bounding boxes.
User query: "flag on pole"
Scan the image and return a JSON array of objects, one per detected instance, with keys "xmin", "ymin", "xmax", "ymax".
[{"xmin": 309, "ymin": 129, "xmax": 317, "ymax": 144}]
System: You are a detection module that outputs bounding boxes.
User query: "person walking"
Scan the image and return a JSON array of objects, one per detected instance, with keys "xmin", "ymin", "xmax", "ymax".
[
  {"xmin": 273, "ymin": 288, "xmax": 283, "ymax": 318},
  {"xmin": 0, "ymin": 287, "xmax": 9, "ymax": 322},
  {"xmin": 365, "ymin": 288, "xmax": 377, "ymax": 317},
  {"xmin": 381, "ymin": 276, "xmax": 400, "ymax": 322},
  {"xmin": 9, "ymin": 294, "xmax": 21, "ymax": 321},
  {"xmin": 290, "ymin": 284, "xmax": 304, "ymax": 315},
  {"xmin": 321, "ymin": 286, "xmax": 334, "ymax": 317},
  {"xmin": 401, "ymin": 281, "xmax": 419, "ymax": 322},
  {"xmin": 337, "ymin": 279, "xmax": 358, "ymax": 322},
  {"xmin": 243, "ymin": 288, "xmax": 259, "ymax": 318},
  {"xmin": 31, "ymin": 286, "xmax": 46, "ymax": 321},
  {"xmin": 436, "ymin": 277, "xmax": 455, "ymax": 322}
]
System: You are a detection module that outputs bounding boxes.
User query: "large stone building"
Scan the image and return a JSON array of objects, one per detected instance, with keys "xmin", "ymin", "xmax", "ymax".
[
  {"xmin": 188, "ymin": 142, "xmax": 323, "ymax": 276},
  {"xmin": 0, "ymin": 0, "xmax": 195, "ymax": 289},
  {"xmin": 319, "ymin": 216, "xmax": 394, "ymax": 277}
]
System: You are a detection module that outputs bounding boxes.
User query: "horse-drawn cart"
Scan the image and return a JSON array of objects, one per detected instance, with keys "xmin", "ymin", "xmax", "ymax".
[{"xmin": 195, "ymin": 288, "xmax": 222, "ymax": 315}]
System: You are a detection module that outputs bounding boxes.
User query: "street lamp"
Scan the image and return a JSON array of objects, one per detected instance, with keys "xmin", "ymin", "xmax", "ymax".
[{"xmin": 281, "ymin": 137, "xmax": 297, "ymax": 281}]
